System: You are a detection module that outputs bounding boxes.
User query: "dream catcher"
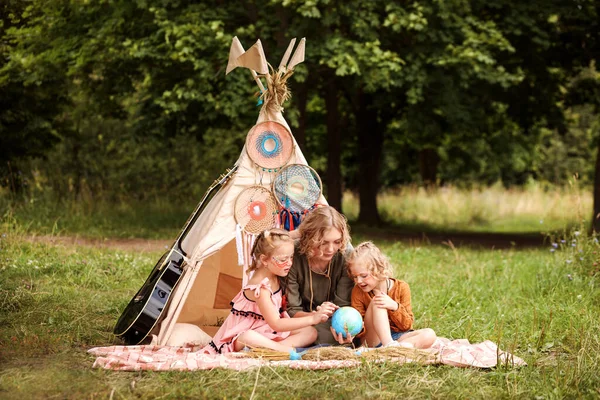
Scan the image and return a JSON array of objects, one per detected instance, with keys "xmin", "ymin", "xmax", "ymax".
[
  {"xmin": 272, "ymin": 164, "xmax": 323, "ymax": 231},
  {"xmin": 245, "ymin": 121, "xmax": 294, "ymax": 175},
  {"xmin": 234, "ymin": 185, "xmax": 278, "ymax": 284}
]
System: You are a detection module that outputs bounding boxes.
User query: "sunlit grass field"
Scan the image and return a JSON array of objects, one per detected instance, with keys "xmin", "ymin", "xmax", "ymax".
[
  {"xmin": 1, "ymin": 212, "xmax": 599, "ymax": 398},
  {"xmin": 344, "ymin": 183, "xmax": 592, "ymax": 234},
  {"xmin": 1, "ymin": 183, "xmax": 593, "ymax": 239}
]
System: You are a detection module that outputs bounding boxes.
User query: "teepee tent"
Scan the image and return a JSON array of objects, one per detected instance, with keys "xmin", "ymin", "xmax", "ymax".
[{"xmin": 154, "ymin": 37, "xmax": 327, "ymax": 345}]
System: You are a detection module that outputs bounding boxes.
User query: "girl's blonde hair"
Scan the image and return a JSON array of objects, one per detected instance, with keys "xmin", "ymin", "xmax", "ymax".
[
  {"xmin": 297, "ymin": 206, "xmax": 351, "ymax": 259},
  {"xmin": 346, "ymin": 241, "xmax": 393, "ymax": 281},
  {"xmin": 247, "ymin": 228, "xmax": 293, "ymax": 275}
]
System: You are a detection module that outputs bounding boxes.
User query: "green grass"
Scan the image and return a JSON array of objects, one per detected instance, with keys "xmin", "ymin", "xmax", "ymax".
[
  {"xmin": 344, "ymin": 183, "xmax": 592, "ymax": 234},
  {"xmin": 1, "ymin": 220, "xmax": 599, "ymax": 399},
  {"xmin": 1, "ymin": 182, "xmax": 593, "ymax": 239},
  {"xmin": 1, "ymin": 197, "xmax": 190, "ymax": 239}
]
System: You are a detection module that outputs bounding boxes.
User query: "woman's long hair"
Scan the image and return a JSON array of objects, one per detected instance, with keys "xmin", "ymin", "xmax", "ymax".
[{"xmin": 297, "ymin": 206, "xmax": 351, "ymax": 259}]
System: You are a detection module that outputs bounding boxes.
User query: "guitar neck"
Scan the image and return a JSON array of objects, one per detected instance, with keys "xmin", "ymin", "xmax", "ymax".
[{"xmin": 169, "ymin": 164, "xmax": 238, "ymax": 257}]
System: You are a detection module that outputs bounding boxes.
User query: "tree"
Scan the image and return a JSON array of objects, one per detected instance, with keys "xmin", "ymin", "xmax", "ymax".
[
  {"xmin": 567, "ymin": 69, "xmax": 600, "ymax": 232},
  {"xmin": 278, "ymin": 0, "xmax": 407, "ymax": 222},
  {"xmin": 3, "ymin": 0, "xmax": 599, "ymax": 228},
  {"xmin": 1, "ymin": 0, "xmax": 281, "ymax": 198},
  {"xmin": 0, "ymin": 0, "xmax": 69, "ymax": 193}
]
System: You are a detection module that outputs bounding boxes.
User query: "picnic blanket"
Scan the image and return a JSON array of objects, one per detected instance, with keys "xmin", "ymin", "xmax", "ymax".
[{"xmin": 88, "ymin": 337, "xmax": 526, "ymax": 371}]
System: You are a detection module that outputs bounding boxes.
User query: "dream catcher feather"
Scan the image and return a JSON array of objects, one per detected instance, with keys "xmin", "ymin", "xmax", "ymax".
[
  {"xmin": 234, "ymin": 185, "xmax": 278, "ymax": 284},
  {"xmin": 272, "ymin": 164, "xmax": 323, "ymax": 230},
  {"xmin": 227, "ymin": 37, "xmax": 306, "ymax": 282}
]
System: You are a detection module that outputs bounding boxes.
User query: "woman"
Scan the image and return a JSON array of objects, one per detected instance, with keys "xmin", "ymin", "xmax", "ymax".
[{"xmin": 285, "ymin": 206, "xmax": 355, "ymax": 345}]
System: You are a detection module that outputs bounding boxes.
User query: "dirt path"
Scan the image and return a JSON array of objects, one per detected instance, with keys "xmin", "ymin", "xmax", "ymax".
[
  {"xmin": 27, "ymin": 229, "xmax": 546, "ymax": 252},
  {"xmin": 357, "ymin": 229, "xmax": 547, "ymax": 249}
]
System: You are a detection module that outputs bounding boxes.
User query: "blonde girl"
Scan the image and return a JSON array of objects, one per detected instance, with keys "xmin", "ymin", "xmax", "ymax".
[
  {"xmin": 202, "ymin": 229, "xmax": 328, "ymax": 354},
  {"xmin": 346, "ymin": 242, "xmax": 436, "ymax": 348}
]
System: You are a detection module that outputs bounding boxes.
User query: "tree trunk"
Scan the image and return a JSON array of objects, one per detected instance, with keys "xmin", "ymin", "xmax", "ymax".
[
  {"xmin": 592, "ymin": 137, "xmax": 600, "ymax": 233},
  {"xmin": 324, "ymin": 75, "xmax": 342, "ymax": 211},
  {"xmin": 73, "ymin": 143, "xmax": 82, "ymax": 200},
  {"xmin": 357, "ymin": 93, "xmax": 383, "ymax": 225},
  {"xmin": 275, "ymin": 5, "xmax": 289, "ymax": 50},
  {"xmin": 419, "ymin": 148, "xmax": 439, "ymax": 187}
]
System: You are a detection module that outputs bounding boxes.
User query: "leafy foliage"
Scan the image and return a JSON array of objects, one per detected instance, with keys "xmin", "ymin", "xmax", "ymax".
[{"xmin": 0, "ymin": 0, "xmax": 599, "ymax": 223}]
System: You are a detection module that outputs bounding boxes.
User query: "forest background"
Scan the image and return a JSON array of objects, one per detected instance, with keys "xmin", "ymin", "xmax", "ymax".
[
  {"xmin": 2, "ymin": 2, "xmax": 600, "ymax": 398},
  {"xmin": 1, "ymin": 0, "xmax": 600, "ymax": 231}
]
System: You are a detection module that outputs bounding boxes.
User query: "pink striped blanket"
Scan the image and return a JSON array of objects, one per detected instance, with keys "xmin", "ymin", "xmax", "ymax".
[{"xmin": 88, "ymin": 338, "xmax": 526, "ymax": 371}]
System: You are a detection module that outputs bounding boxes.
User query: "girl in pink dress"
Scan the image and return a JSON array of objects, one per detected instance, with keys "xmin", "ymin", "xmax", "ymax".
[{"xmin": 202, "ymin": 229, "xmax": 329, "ymax": 354}]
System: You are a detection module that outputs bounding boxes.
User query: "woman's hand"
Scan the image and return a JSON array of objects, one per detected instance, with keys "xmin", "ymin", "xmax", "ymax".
[
  {"xmin": 329, "ymin": 326, "xmax": 354, "ymax": 344},
  {"xmin": 315, "ymin": 301, "xmax": 338, "ymax": 318},
  {"xmin": 372, "ymin": 289, "xmax": 398, "ymax": 311}
]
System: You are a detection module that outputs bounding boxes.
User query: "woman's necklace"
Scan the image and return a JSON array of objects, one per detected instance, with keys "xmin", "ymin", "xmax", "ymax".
[
  {"xmin": 309, "ymin": 258, "xmax": 332, "ymax": 277},
  {"xmin": 308, "ymin": 258, "xmax": 333, "ymax": 311}
]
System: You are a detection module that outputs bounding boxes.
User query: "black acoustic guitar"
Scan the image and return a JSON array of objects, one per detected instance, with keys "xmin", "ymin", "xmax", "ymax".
[{"xmin": 113, "ymin": 165, "xmax": 238, "ymax": 344}]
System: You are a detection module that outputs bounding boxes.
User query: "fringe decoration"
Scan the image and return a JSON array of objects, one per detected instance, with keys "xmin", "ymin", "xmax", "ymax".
[
  {"xmin": 230, "ymin": 306, "xmax": 265, "ymax": 321},
  {"xmin": 246, "ymin": 232, "xmax": 255, "ymax": 267},
  {"xmin": 278, "ymin": 209, "xmax": 302, "ymax": 231},
  {"xmin": 242, "ymin": 232, "xmax": 257, "ymax": 287},
  {"xmin": 278, "ymin": 205, "xmax": 317, "ymax": 231},
  {"xmin": 235, "ymin": 224, "xmax": 244, "ymax": 266}
]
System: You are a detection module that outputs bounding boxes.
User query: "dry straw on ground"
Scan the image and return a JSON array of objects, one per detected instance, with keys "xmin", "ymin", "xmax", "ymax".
[{"xmin": 245, "ymin": 346, "xmax": 438, "ymax": 364}]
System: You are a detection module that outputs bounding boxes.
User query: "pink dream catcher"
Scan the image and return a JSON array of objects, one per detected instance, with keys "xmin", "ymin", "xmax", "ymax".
[
  {"xmin": 234, "ymin": 185, "xmax": 278, "ymax": 284},
  {"xmin": 245, "ymin": 121, "xmax": 294, "ymax": 173}
]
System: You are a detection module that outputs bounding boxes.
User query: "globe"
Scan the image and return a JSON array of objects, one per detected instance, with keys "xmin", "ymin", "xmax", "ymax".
[{"xmin": 331, "ymin": 307, "xmax": 363, "ymax": 338}]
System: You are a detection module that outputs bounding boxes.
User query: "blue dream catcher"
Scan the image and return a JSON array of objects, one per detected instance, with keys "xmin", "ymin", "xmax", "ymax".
[{"xmin": 272, "ymin": 164, "xmax": 323, "ymax": 231}]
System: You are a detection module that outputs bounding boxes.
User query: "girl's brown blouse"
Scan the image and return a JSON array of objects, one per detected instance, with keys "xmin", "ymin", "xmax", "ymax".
[{"xmin": 351, "ymin": 278, "xmax": 414, "ymax": 334}]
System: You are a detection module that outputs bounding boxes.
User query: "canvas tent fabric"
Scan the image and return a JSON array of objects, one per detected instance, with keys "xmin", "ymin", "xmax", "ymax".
[{"xmin": 154, "ymin": 37, "xmax": 324, "ymax": 345}]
